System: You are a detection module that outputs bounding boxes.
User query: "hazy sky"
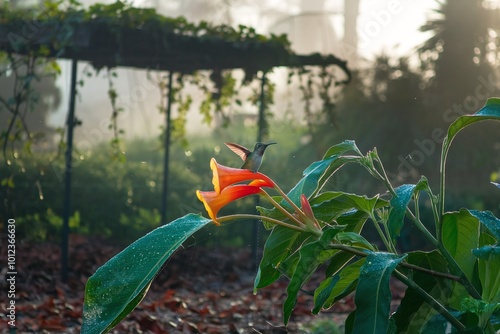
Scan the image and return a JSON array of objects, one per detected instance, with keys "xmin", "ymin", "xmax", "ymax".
[
  {"xmin": 356, "ymin": 0, "xmax": 437, "ymax": 58},
  {"xmin": 222, "ymin": 0, "xmax": 439, "ymax": 60},
  {"xmin": 134, "ymin": 0, "xmax": 438, "ymax": 59}
]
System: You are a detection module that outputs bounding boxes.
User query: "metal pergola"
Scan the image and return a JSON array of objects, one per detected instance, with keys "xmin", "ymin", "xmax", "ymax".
[{"xmin": 0, "ymin": 16, "xmax": 350, "ymax": 281}]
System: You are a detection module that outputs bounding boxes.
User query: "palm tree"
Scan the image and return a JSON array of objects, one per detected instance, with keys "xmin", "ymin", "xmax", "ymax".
[
  {"xmin": 419, "ymin": 0, "xmax": 498, "ymax": 108},
  {"xmin": 418, "ymin": 0, "xmax": 500, "ymax": 197}
]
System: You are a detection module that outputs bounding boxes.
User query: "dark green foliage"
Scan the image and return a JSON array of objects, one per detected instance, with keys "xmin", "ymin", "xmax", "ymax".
[
  {"xmin": 0, "ymin": 141, "xmax": 201, "ymax": 243},
  {"xmin": 82, "ymin": 99, "xmax": 500, "ymax": 333}
]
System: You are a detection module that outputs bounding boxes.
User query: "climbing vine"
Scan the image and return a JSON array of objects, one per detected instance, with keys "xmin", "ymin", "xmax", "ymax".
[
  {"xmin": 0, "ymin": 0, "xmax": 350, "ymax": 166},
  {"xmin": 0, "ymin": 51, "xmax": 61, "ymax": 165},
  {"xmin": 106, "ymin": 68, "xmax": 125, "ymax": 161}
]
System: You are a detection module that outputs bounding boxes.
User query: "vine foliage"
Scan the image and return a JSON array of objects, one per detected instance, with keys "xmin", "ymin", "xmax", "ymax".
[{"xmin": 0, "ymin": 0, "xmax": 350, "ymax": 182}]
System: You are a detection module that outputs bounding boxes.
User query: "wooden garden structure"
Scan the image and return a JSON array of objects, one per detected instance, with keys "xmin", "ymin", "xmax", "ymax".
[{"xmin": 0, "ymin": 2, "xmax": 350, "ymax": 281}]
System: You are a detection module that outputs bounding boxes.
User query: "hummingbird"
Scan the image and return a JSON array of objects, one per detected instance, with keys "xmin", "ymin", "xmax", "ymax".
[{"xmin": 224, "ymin": 141, "xmax": 277, "ymax": 172}]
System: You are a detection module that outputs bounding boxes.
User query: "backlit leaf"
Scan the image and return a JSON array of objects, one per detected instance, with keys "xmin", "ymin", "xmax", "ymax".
[
  {"xmin": 387, "ymin": 177, "xmax": 429, "ymax": 242},
  {"xmin": 314, "ymin": 258, "xmax": 365, "ymax": 313},
  {"xmin": 352, "ymin": 252, "xmax": 406, "ymax": 334},
  {"xmin": 82, "ymin": 214, "xmax": 211, "ymax": 334},
  {"xmin": 445, "ymin": 98, "xmax": 500, "ymax": 153},
  {"xmin": 442, "ymin": 209, "xmax": 480, "ymax": 309},
  {"xmin": 469, "ymin": 210, "xmax": 500, "ymax": 241},
  {"xmin": 254, "ymin": 225, "xmax": 309, "ymax": 291},
  {"xmin": 283, "ymin": 228, "xmax": 343, "ymax": 324}
]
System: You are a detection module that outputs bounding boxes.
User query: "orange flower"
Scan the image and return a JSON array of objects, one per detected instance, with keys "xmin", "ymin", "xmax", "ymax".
[
  {"xmin": 197, "ymin": 180, "xmax": 271, "ymax": 225},
  {"xmin": 210, "ymin": 158, "xmax": 274, "ymax": 194}
]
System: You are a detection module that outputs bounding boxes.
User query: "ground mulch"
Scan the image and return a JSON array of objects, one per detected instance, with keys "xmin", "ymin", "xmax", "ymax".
[{"xmin": 0, "ymin": 235, "xmax": 405, "ymax": 333}]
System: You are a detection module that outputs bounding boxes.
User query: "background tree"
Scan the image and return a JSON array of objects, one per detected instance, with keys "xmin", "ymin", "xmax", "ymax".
[{"xmin": 418, "ymin": 0, "xmax": 500, "ymax": 201}]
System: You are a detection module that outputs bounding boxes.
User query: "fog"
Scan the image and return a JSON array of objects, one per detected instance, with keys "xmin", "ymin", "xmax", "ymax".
[{"xmin": 46, "ymin": 0, "xmax": 436, "ymax": 143}]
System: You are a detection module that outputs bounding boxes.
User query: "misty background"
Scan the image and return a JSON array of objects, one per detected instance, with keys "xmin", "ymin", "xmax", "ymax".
[{"xmin": 1, "ymin": 0, "xmax": 499, "ymax": 248}]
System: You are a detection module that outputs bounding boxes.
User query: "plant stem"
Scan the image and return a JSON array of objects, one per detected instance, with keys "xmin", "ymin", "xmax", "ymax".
[
  {"xmin": 406, "ymin": 209, "xmax": 438, "ymax": 246},
  {"xmin": 400, "ymin": 262, "xmax": 460, "ymax": 282},
  {"xmin": 327, "ymin": 244, "xmax": 460, "ymax": 281},
  {"xmin": 217, "ymin": 214, "xmax": 309, "ymax": 234},
  {"xmin": 260, "ymin": 191, "xmax": 306, "ymax": 228},
  {"xmin": 354, "ymin": 154, "xmax": 399, "ymax": 253},
  {"xmin": 414, "ymin": 192, "xmax": 421, "ymax": 222},
  {"xmin": 437, "ymin": 139, "xmax": 454, "ymax": 242},
  {"xmin": 370, "ymin": 213, "xmax": 396, "ymax": 253},
  {"xmin": 372, "ymin": 154, "xmax": 397, "ymax": 197},
  {"xmin": 273, "ymin": 181, "xmax": 305, "ymax": 216},
  {"xmin": 382, "ymin": 223, "xmax": 395, "ymax": 250},
  {"xmin": 393, "ymin": 270, "xmax": 466, "ymax": 332},
  {"xmin": 423, "ymin": 183, "xmax": 441, "ymax": 237},
  {"xmin": 371, "ymin": 144, "xmax": 481, "ymax": 300},
  {"xmin": 269, "ymin": 180, "xmax": 311, "ymax": 223},
  {"xmin": 406, "ymin": 209, "xmax": 482, "ymax": 300}
]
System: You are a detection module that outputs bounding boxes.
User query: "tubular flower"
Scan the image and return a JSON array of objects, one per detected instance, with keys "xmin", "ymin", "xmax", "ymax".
[
  {"xmin": 300, "ymin": 194, "xmax": 315, "ymax": 221},
  {"xmin": 210, "ymin": 158, "xmax": 274, "ymax": 194},
  {"xmin": 196, "ymin": 180, "xmax": 271, "ymax": 225},
  {"xmin": 300, "ymin": 194, "xmax": 321, "ymax": 230}
]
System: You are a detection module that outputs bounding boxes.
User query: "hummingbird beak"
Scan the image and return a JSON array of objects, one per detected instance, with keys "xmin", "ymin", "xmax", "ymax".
[{"xmin": 264, "ymin": 142, "xmax": 277, "ymax": 147}]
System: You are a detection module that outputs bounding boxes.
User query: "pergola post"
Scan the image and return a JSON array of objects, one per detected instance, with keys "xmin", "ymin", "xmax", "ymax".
[
  {"xmin": 252, "ymin": 71, "xmax": 267, "ymax": 270},
  {"xmin": 61, "ymin": 58, "xmax": 78, "ymax": 282},
  {"xmin": 160, "ymin": 71, "xmax": 174, "ymax": 225}
]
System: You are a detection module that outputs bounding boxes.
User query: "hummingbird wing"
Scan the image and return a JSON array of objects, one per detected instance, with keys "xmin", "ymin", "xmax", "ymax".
[{"xmin": 224, "ymin": 142, "xmax": 251, "ymax": 161}]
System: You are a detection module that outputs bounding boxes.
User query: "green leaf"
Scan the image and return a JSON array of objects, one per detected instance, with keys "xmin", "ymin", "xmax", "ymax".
[
  {"xmin": 469, "ymin": 210, "xmax": 500, "ymax": 241},
  {"xmin": 391, "ymin": 251, "xmax": 452, "ymax": 333},
  {"xmin": 442, "ymin": 209, "xmax": 480, "ymax": 309},
  {"xmin": 387, "ymin": 177, "xmax": 429, "ymax": 242},
  {"xmin": 472, "ymin": 230, "xmax": 500, "ymax": 306},
  {"xmin": 254, "ymin": 225, "xmax": 309, "ymax": 291},
  {"xmin": 285, "ymin": 156, "xmax": 336, "ymax": 205},
  {"xmin": 388, "ymin": 184, "xmax": 415, "ymax": 240},
  {"xmin": 81, "ymin": 214, "xmax": 211, "ymax": 334},
  {"xmin": 461, "ymin": 297, "xmax": 500, "ymax": 318},
  {"xmin": 317, "ymin": 156, "xmax": 363, "ymax": 196},
  {"xmin": 308, "ymin": 192, "xmax": 356, "ymax": 222},
  {"xmin": 285, "ymin": 141, "xmax": 363, "ymax": 206},
  {"xmin": 323, "ymin": 140, "xmax": 362, "ymax": 158},
  {"xmin": 312, "ymin": 191, "xmax": 386, "ymax": 216},
  {"xmin": 460, "ymin": 300, "xmax": 498, "ymax": 334},
  {"xmin": 422, "ymin": 311, "xmax": 481, "ymax": 334},
  {"xmin": 442, "ymin": 209, "xmax": 480, "ymax": 282},
  {"xmin": 352, "ymin": 252, "xmax": 406, "ymax": 334},
  {"xmin": 310, "ymin": 192, "xmax": 388, "ymax": 227},
  {"xmin": 283, "ymin": 228, "xmax": 343, "ymax": 324},
  {"xmin": 325, "ymin": 251, "xmax": 356, "ymax": 277},
  {"xmin": 441, "ymin": 99, "xmax": 500, "ymax": 190},
  {"xmin": 473, "ymin": 245, "xmax": 500, "ymax": 303},
  {"xmin": 445, "ymin": 98, "xmax": 500, "ymax": 154},
  {"xmin": 314, "ymin": 258, "xmax": 365, "ymax": 313},
  {"xmin": 337, "ymin": 209, "xmax": 371, "ymax": 233},
  {"xmin": 335, "ymin": 232, "xmax": 376, "ymax": 251},
  {"xmin": 473, "ymin": 245, "xmax": 500, "ymax": 260},
  {"xmin": 345, "ymin": 311, "xmax": 356, "ymax": 334}
]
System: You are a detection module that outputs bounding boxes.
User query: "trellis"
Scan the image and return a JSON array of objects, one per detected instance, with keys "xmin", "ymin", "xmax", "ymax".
[{"xmin": 0, "ymin": 2, "xmax": 350, "ymax": 281}]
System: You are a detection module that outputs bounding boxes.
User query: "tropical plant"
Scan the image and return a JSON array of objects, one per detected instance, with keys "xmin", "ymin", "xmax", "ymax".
[{"xmin": 81, "ymin": 95, "xmax": 500, "ymax": 333}]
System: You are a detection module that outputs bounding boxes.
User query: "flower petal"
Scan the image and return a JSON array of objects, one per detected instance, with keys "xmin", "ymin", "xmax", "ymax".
[
  {"xmin": 197, "ymin": 184, "xmax": 264, "ymax": 224},
  {"xmin": 196, "ymin": 190, "xmax": 220, "ymax": 224},
  {"xmin": 300, "ymin": 194, "xmax": 315, "ymax": 221},
  {"xmin": 211, "ymin": 158, "xmax": 274, "ymax": 194}
]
